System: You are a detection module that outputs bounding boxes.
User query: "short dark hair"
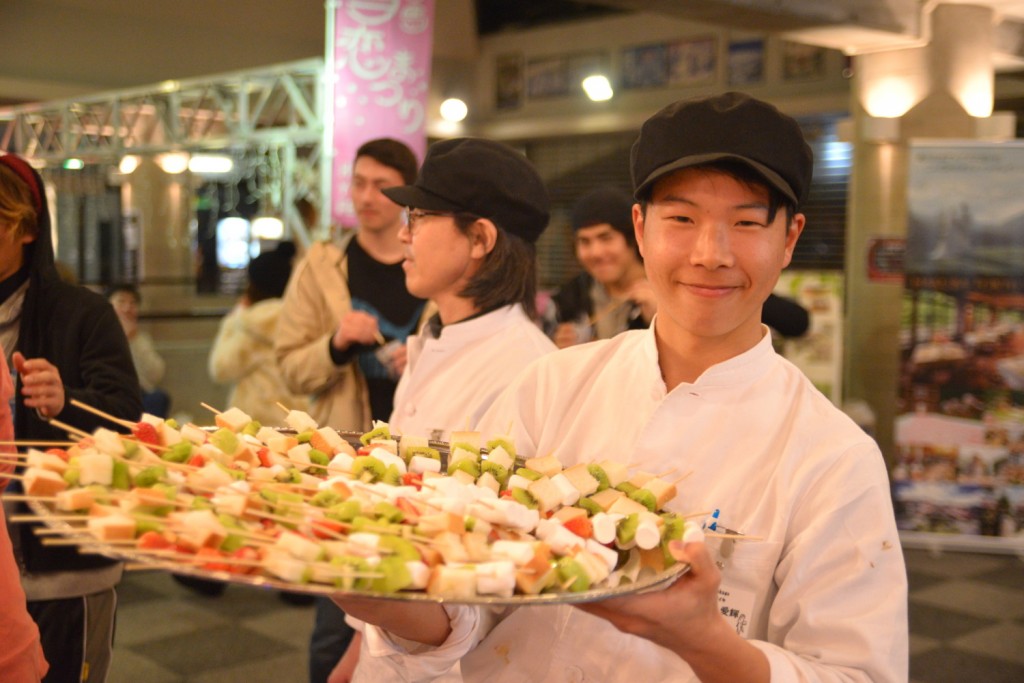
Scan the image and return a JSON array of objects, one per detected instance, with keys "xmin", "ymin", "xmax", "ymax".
[
  {"xmin": 106, "ymin": 282, "xmax": 141, "ymax": 303},
  {"xmin": 454, "ymin": 214, "xmax": 538, "ymax": 319},
  {"xmin": 355, "ymin": 138, "xmax": 418, "ymax": 185},
  {"xmin": 639, "ymin": 159, "xmax": 795, "ymax": 226}
]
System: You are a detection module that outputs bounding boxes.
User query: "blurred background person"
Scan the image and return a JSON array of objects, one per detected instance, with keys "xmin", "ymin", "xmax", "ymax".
[
  {"xmin": 107, "ymin": 283, "xmax": 170, "ymax": 417},
  {"xmin": 209, "ymin": 241, "xmax": 308, "ymax": 425},
  {"xmin": 0, "ymin": 152, "xmax": 140, "ymax": 683},
  {"xmin": 551, "ymin": 186, "xmax": 655, "ymax": 348}
]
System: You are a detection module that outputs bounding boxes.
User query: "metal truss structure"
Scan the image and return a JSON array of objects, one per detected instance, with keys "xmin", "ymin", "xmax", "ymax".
[{"xmin": 0, "ymin": 58, "xmax": 327, "ymax": 245}]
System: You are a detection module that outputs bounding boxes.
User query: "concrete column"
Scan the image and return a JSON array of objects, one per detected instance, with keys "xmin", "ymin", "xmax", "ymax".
[{"xmin": 843, "ymin": 3, "xmax": 995, "ymax": 462}]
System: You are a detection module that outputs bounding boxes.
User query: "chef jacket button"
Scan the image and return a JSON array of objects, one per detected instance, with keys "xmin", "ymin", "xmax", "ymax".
[{"xmin": 564, "ymin": 665, "xmax": 585, "ymax": 682}]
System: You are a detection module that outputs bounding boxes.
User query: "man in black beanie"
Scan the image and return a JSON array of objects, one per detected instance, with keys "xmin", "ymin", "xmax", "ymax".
[{"xmin": 551, "ymin": 186, "xmax": 655, "ymax": 348}]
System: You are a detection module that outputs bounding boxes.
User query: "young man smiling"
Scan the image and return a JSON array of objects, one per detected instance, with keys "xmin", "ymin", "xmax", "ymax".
[
  {"xmin": 552, "ymin": 187, "xmax": 654, "ymax": 348},
  {"xmin": 336, "ymin": 93, "xmax": 908, "ymax": 683}
]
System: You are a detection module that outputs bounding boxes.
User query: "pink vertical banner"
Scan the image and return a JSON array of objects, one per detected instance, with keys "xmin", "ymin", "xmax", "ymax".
[{"xmin": 331, "ymin": 0, "xmax": 434, "ymax": 228}]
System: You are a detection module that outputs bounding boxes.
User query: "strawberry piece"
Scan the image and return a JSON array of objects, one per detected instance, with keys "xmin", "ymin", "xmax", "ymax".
[
  {"xmin": 310, "ymin": 518, "xmax": 345, "ymax": 539},
  {"xmin": 137, "ymin": 530, "xmax": 172, "ymax": 550},
  {"xmin": 257, "ymin": 447, "xmax": 273, "ymax": 468},
  {"xmin": 401, "ymin": 472, "xmax": 423, "ymax": 489},
  {"xmin": 45, "ymin": 448, "xmax": 70, "ymax": 462},
  {"xmin": 563, "ymin": 516, "xmax": 594, "ymax": 540},
  {"xmin": 132, "ymin": 421, "xmax": 161, "ymax": 446}
]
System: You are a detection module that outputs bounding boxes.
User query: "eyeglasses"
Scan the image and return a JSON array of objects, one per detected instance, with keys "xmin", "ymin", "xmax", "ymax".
[{"xmin": 405, "ymin": 209, "xmax": 455, "ymax": 234}]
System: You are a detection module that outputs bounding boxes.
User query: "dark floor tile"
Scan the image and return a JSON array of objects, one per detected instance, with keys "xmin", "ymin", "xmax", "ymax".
[
  {"xmin": 134, "ymin": 624, "xmax": 297, "ymax": 676},
  {"xmin": 178, "ymin": 583, "xmax": 290, "ymax": 620},
  {"xmin": 908, "ymin": 601, "xmax": 998, "ymax": 641},
  {"xmin": 115, "ymin": 577, "xmax": 167, "ymax": 604},
  {"xmin": 907, "ymin": 569, "xmax": 949, "ymax": 592},
  {"xmin": 911, "ymin": 647, "xmax": 1024, "ymax": 683},
  {"xmin": 970, "ymin": 561, "xmax": 1024, "ymax": 591}
]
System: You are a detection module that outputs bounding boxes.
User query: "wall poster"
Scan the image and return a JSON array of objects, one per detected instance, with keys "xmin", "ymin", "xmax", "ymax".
[{"xmin": 894, "ymin": 141, "xmax": 1024, "ymax": 552}]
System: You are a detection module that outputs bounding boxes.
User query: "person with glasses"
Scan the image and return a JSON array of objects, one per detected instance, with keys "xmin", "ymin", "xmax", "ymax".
[
  {"xmin": 328, "ymin": 137, "xmax": 557, "ymax": 682},
  {"xmin": 274, "ymin": 138, "xmax": 428, "ymax": 683}
]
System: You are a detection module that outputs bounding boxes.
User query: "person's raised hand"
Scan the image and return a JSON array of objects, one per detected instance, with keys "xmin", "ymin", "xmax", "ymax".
[
  {"xmin": 331, "ymin": 311, "xmax": 381, "ymax": 352},
  {"xmin": 12, "ymin": 352, "xmax": 66, "ymax": 419}
]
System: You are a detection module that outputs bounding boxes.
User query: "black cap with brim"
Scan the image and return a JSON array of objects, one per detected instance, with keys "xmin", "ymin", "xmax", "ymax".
[
  {"xmin": 381, "ymin": 137, "xmax": 550, "ymax": 244},
  {"xmin": 631, "ymin": 92, "xmax": 813, "ymax": 205},
  {"xmin": 382, "ymin": 185, "xmax": 463, "ymax": 214}
]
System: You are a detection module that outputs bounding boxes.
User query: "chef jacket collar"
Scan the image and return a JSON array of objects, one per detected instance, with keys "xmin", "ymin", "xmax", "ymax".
[{"xmin": 424, "ymin": 305, "xmax": 503, "ymax": 339}]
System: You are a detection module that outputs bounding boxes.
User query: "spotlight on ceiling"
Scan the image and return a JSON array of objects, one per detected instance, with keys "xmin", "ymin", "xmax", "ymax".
[
  {"xmin": 188, "ymin": 154, "xmax": 234, "ymax": 175},
  {"xmin": 582, "ymin": 75, "xmax": 613, "ymax": 102},
  {"xmin": 118, "ymin": 155, "xmax": 140, "ymax": 174},
  {"xmin": 440, "ymin": 98, "xmax": 468, "ymax": 123},
  {"xmin": 157, "ymin": 151, "xmax": 189, "ymax": 174}
]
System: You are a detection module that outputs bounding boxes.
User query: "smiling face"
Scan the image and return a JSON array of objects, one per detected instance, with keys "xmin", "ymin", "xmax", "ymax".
[
  {"xmin": 635, "ymin": 166, "xmax": 804, "ymax": 359},
  {"xmin": 349, "ymin": 156, "xmax": 407, "ymax": 234},
  {"xmin": 574, "ymin": 223, "xmax": 641, "ymax": 288}
]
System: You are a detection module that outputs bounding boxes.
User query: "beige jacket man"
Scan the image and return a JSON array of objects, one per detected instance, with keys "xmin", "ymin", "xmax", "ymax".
[{"xmin": 275, "ymin": 234, "xmax": 371, "ymax": 431}]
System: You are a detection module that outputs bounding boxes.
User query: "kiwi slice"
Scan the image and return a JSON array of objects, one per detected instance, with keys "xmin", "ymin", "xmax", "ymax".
[
  {"xmin": 587, "ymin": 464, "xmax": 610, "ymax": 492},
  {"xmin": 628, "ymin": 488, "xmax": 657, "ymax": 513},
  {"xmin": 511, "ymin": 487, "xmax": 538, "ymax": 509},
  {"xmin": 514, "ymin": 467, "xmax": 543, "ymax": 481},
  {"xmin": 352, "ymin": 455, "xmax": 386, "ymax": 482},
  {"xmin": 555, "ymin": 557, "xmax": 591, "ymax": 592},
  {"xmin": 616, "ymin": 513, "xmax": 640, "ymax": 546}
]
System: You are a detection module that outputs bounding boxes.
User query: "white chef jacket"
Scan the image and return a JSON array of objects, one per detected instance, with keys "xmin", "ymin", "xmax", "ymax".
[
  {"xmin": 388, "ymin": 304, "xmax": 556, "ymax": 442},
  {"xmin": 361, "ymin": 324, "xmax": 908, "ymax": 683}
]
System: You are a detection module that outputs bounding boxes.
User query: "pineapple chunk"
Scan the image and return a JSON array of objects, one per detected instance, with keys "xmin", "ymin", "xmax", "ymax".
[
  {"xmin": 561, "ymin": 464, "xmax": 600, "ymax": 497},
  {"xmin": 524, "ymin": 454, "xmax": 562, "ymax": 477}
]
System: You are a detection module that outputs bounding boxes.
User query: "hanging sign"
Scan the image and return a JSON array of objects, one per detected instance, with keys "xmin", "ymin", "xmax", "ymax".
[{"xmin": 330, "ymin": 0, "xmax": 434, "ymax": 228}]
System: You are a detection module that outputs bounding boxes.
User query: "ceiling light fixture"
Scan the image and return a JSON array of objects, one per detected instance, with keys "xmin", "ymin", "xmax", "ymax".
[
  {"xmin": 440, "ymin": 98, "xmax": 468, "ymax": 123},
  {"xmin": 157, "ymin": 151, "xmax": 189, "ymax": 174},
  {"xmin": 118, "ymin": 155, "xmax": 140, "ymax": 174},
  {"xmin": 582, "ymin": 75, "xmax": 613, "ymax": 102}
]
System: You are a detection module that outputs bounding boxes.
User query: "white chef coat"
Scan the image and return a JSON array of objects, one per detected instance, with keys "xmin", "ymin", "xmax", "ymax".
[
  {"xmin": 388, "ymin": 304, "xmax": 556, "ymax": 442},
  {"xmin": 361, "ymin": 324, "xmax": 908, "ymax": 683}
]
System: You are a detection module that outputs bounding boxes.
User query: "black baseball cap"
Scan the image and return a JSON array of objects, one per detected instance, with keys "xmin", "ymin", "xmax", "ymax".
[
  {"xmin": 630, "ymin": 92, "xmax": 813, "ymax": 205},
  {"xmin": 382, "ymin": 137, "xmax": 550, "ymax": 243}
]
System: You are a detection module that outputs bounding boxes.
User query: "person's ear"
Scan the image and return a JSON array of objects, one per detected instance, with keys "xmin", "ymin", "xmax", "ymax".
[
  {"xmin": 469, "ymin": 219, "xmax": 498, "ymax": 259},
  {"xmin": 633, "ymin": 203, "xmax": 646, "ymax": 260}
]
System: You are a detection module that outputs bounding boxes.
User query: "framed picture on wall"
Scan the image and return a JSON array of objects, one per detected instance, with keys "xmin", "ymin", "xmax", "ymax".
[
  {"xmin": 621, "ymin": 43, "xmax": 669, "ymax": 89},
  {"xmin": 495, "ymin": 53, "xmax": 524, "ymax": 110},
  {"xmin": 728, "ymin": 38, "xmax": 765, "ymax": 86},
  {"xmin": 783, "ymin": 41, "xmax": 828, "ymax": 80},
  {"xmin": 668, "ymin": 36, "xmax": 717, "ymax": 86},
  {"xmin": 526, "ymin": 56, "xmax": 570, "ymax": 99}
]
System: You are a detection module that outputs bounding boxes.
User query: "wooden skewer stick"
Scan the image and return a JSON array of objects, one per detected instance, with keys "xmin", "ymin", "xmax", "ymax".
[
  {"xmin": 47, "ymin": 418, "xmax": 90, "ymax": 440},
  {"xmin": 587, "ymin": 298, "xmax": 627, "ymax": 327},
  {"xmin": 0, "ymin": 440, "xmax": 76, "ymax": 448},
  {"xmin": 0, "ymin": 494, "xmax": 59, "ymax": 503},
  {"xmin": 200, "ymin": 402, "xmax": 222, "ymax": 416},
  {"xmin": 705, "ymin": 531, "xmax": 762, "ymax": 541},
  {"xmin": 681, "ymin": 510, "xmax": 712, "ymax": 520},
  {"xmin": 10, "ymin": 513, "xmax": 86, "ymax": 523},
  {"xmin": 670, "ymin": 471, "xmax": 694, "ymax": 485},
  {"xmin": 276, "ymin": 402, "xmax": 290, "ymax": 415},
  {"xmin": 69, "ymin": 399, "xmax": 134, "ymax": 429},
  {"xmin": 373, "ymin": 330, "xmax": 387, "ymax": 346},
  {"xmin": 0, "ymin": 471, "xmax": 26, "ymax": 481}
]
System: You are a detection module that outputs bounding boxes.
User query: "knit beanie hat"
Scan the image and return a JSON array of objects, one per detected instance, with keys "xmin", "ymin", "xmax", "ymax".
[{"xmin": 570, "ymin": 187, "xmax": 635, "ymax": 239}]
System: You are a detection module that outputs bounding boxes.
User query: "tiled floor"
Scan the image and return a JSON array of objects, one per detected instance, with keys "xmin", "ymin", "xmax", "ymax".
[{"xmin": 107, "ymin": 546, "xmax": 1024, "ymax": 682}]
